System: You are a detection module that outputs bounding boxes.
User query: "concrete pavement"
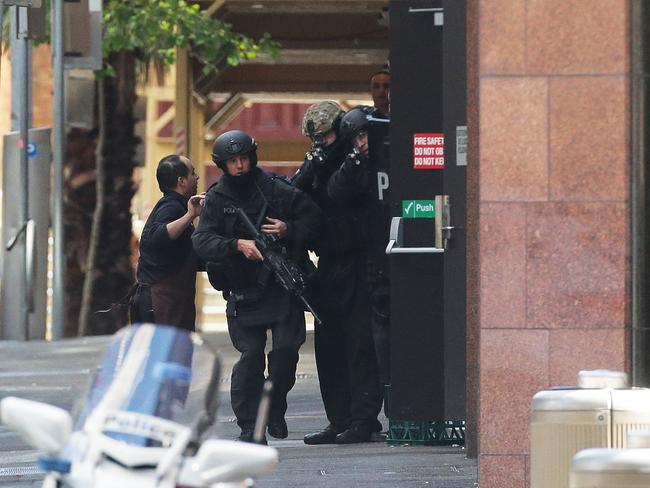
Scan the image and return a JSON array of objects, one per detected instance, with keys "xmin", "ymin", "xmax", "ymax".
[{"xmin": 0, "ymin": 330, "xmax": 477, "ymax": 487}]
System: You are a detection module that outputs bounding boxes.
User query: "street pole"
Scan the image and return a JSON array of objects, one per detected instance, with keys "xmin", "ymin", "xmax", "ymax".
[
  {"xmin": 11, "ymin": 6, "xmax": 31, "ymax": 339},
  {"xmin": 51, "ymin": 0, "xmax": 65, "ymax": 339},
  {"xmin": 0, "ymin": 4, "xmax": 4, "ymax": 82}
]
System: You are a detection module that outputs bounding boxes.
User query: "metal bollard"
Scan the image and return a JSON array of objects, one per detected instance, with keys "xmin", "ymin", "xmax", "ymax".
[
  {"xmin": 570, "ymin": 431, "xmax": 650, "ymax": 488},
  {"xmin": 530, "ymin": 370, "xmax": 650, "ymax": 488}
]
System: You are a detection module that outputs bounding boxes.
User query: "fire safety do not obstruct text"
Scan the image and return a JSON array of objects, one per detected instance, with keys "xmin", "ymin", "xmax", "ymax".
[{"xmin": 413, "ymin": 133, "xmax": 444, "ymax": 170}]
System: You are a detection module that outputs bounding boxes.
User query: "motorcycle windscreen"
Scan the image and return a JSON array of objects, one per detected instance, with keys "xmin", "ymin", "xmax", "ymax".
[{"xmin": 73, "ymin": 323, "xmax": 216, "ymax": 447}]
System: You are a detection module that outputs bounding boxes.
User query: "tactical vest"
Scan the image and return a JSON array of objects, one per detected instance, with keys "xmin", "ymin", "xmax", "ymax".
[{"xmin": 205, "ymin": 173, "xmax": 295, "ymax": 293}]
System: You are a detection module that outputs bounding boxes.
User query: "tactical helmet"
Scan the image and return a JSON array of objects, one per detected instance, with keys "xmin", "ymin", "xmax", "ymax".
[
  {"xmin": 339, "ymin": 105, "xmax": 373, "ymax": 141},
  {"xmin": 301, "ymin": 101, "xmax": 345, "ymax": 137},
  {"xmin": 211, "ymin": 130, "xmax": 258, "ymax": 169}
]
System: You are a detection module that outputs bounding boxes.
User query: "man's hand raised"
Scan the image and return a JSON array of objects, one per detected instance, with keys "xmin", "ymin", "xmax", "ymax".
[{"xmin": 187, "ymin": 192, "xmax": 206, "ymax": 219}]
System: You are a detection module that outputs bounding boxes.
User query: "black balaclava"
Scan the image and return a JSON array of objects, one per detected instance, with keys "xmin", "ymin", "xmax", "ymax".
[{"xmin": 222, "ymin": 163, "xmax": 258, "ymax": 199}]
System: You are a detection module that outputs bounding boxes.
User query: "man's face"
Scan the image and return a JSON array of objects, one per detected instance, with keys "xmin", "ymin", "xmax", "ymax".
[
  {"xmin": 312, "ymin": 129, "xmax": 337, "ymax": 147},
  {"xmin": 225, "ymin": 154, "xmax": 252, "ymax": 176},
  {"xmin": 180, "ymin": 156, "xmax": 199, "ymax": 196},
  {"xmin": 353, "ymin": 132, "xmax": 369, "ymax": 157},
  {"xmin": 370, "ymin": 73, "xmax": 390, "ymax": 114}
]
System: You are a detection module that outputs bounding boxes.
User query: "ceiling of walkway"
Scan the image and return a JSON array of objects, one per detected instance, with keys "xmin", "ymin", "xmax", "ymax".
[{"xmin": 194, "ymin": 0, "xmax": 390, "ymax": 99}]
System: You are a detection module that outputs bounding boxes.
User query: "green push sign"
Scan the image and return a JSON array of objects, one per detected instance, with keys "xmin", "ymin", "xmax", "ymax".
[{"xmin": 402, "ymin": 200, "xmax": 436, "ymax": 218}]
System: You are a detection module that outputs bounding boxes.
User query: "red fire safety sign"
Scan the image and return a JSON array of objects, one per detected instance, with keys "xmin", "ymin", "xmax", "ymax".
[{"xmin": 413, "ymin": 133, "xmax": 444, "ymax": 170}]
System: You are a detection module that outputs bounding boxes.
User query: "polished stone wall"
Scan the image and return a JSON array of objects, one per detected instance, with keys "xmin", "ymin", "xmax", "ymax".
[{"xmin": 468, "ymin": 1, "xmax": 631, "ymax": 486}]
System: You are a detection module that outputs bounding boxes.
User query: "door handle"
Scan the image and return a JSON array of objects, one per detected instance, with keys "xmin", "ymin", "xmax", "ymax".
[
  {"xmin": 385, "ymin": 217, "xmax": 445, "ymax": 254},
  {"xmin": 436, "ymin": 195, "xmax": 451, "ymax": 250},
  {"xmin": 25, "ymin": 219, "xmax": 36, "ymax": 313},
  {"xmin": 5, "ymin": 219, "xmax": 36, "ymax": 312}
]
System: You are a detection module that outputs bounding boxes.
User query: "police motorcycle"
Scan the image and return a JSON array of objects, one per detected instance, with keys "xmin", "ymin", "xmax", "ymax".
[{"xmin": 0, "ymin": 323, "xmax": 278, "ymax": 488}]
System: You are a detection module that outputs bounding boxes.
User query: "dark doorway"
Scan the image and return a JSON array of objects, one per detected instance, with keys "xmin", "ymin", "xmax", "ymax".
[{"xmin": 386, "ymin": 0, "xmax": 467, "ymax": 438}]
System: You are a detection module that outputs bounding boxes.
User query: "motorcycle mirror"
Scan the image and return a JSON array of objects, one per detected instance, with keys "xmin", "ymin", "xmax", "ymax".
[
  {"xmin": 253, "ymin": 380, "xmax": 273, "ymax": 444},
  {"xmin": 185, "ymin": 355, "xmax": 222, "ymax": 456},
  {"xmin": 195, "ymin": 439, "xmax": 278, "ymax": 484},
  {"xmin": 0, "ymin": 397, "xmax": 72, "ymax": 454}
]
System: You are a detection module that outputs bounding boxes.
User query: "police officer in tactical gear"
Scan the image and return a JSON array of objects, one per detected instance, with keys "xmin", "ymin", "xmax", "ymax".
[
  {"xmin": 328, "ymin": 106, "xmax": 392, "ymax": 400},
  {"xmin": 192, "ymin": 130, "xmax": 321, "ymax": 444},
  {"xmin": 292, "ymin": 101, "xmax": 347, "ymax": 191},
  {"xmin": 294, "ymin": 101, "xmax": 384, "ymax": 445}
]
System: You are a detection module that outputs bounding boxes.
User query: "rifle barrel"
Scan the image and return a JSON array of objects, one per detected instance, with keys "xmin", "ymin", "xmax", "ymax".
[{"xmin": 301, "ymin": 296, "xmax": 322, "ymax": 324}]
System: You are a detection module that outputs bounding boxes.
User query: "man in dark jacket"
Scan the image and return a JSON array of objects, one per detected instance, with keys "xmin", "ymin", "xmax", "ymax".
[
  {"xmin": 293, "ymin": 101, "xmax": 383, "ymax": 445},
  {"xmin": 131, "ymin": 154, "xmax": 204, "ymax": 331},
  {"xmin": 328, "ymin": 106, "xmax": 392, "ymax": 400},
  {"xmin": 192, "ymin": 130, "xmax": 321, "ymax": 444}
]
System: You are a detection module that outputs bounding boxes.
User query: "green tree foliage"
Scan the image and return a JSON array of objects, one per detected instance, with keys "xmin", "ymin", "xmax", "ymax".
[
  {"xmin": 2, "ymin": 1, "xmax": 277, "ymax": 70},
  {"xmin": 72, "ymin": 1, "xmax": 277, "ymax": 336},
  {"xmin": 102, "ymin": 0, "xmax": 277, "ymax": 75}
]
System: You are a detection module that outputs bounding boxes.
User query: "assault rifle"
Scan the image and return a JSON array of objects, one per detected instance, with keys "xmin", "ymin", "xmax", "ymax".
[
  {"xmin": 236, "ymin": 207, "xmax": 322, "ymax": 324},
  {"xmin": 305, "ymin": 120, "xmax": 326, "ymax": 166}
]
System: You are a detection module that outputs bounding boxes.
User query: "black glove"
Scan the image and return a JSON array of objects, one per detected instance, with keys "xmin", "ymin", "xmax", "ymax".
[
  {"xmin": 291, "ymin": 156, "xmax": 318, "ymax": 190},
  {"xmin": 344, "ymin": 148, "xmax": 366, "ymax": 169},
  {"xmin": 306, "ymin": 147, "xmax": 327, "ymax": 166}
]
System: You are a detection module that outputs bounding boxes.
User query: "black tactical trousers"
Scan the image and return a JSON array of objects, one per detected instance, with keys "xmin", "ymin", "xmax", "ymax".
[
  {"xmin": 315, "ymin": 281, "xmax": 383, "ymax": 431},
  {"xmin": 369, "ymin": 283, "xmax": 391, "ymax": 387},
  {"xmin": 227, "ymin": 304, "xmax": 306, "ymax": 430}
]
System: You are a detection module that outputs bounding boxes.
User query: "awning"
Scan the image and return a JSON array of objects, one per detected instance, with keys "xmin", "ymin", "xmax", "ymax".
[{"xmin": 193, "ymin": 0, "xmax": 390, "ymax": 99}]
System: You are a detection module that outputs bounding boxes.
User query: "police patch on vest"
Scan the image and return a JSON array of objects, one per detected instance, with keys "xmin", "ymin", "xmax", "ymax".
[
  {"xmin": 224, "ymin": 207, "xmax": 237, "ymax": 214},
  {"xmin": 377, "ymin": 171, "xmax": 389, "ymax": 201}
]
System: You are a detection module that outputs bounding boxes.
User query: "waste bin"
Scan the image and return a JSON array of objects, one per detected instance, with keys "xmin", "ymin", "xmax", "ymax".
[
  {"xmin": 627, "ymin": 429, "xmax": 650, "ymax": 448},
  {"xmin": 530, "ymin": 370, "xmax": 650, "ymax": 488},
  {"xmin": 570, "ymin": 431, "xmax": 650, "ymax": 488},
  {"xmin": 610, "ymin": 389, "xmax": 650, "ymax": 447}
]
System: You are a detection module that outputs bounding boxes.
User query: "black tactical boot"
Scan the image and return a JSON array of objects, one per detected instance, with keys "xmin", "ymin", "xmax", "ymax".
[
  {"xmin": 304, "ymin": 424, "xmax": 346, "ymax": 445},
  {"xmin": 267, "ymin": 417, "xmax": 288, "ymax": 439},
  {"xmin": 335, "ymin": 424, "xmax": 373, "ymax": 444},
  {"xmin": 238, "ymin": 428, "xmax": 267, "ymax": 445}
]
